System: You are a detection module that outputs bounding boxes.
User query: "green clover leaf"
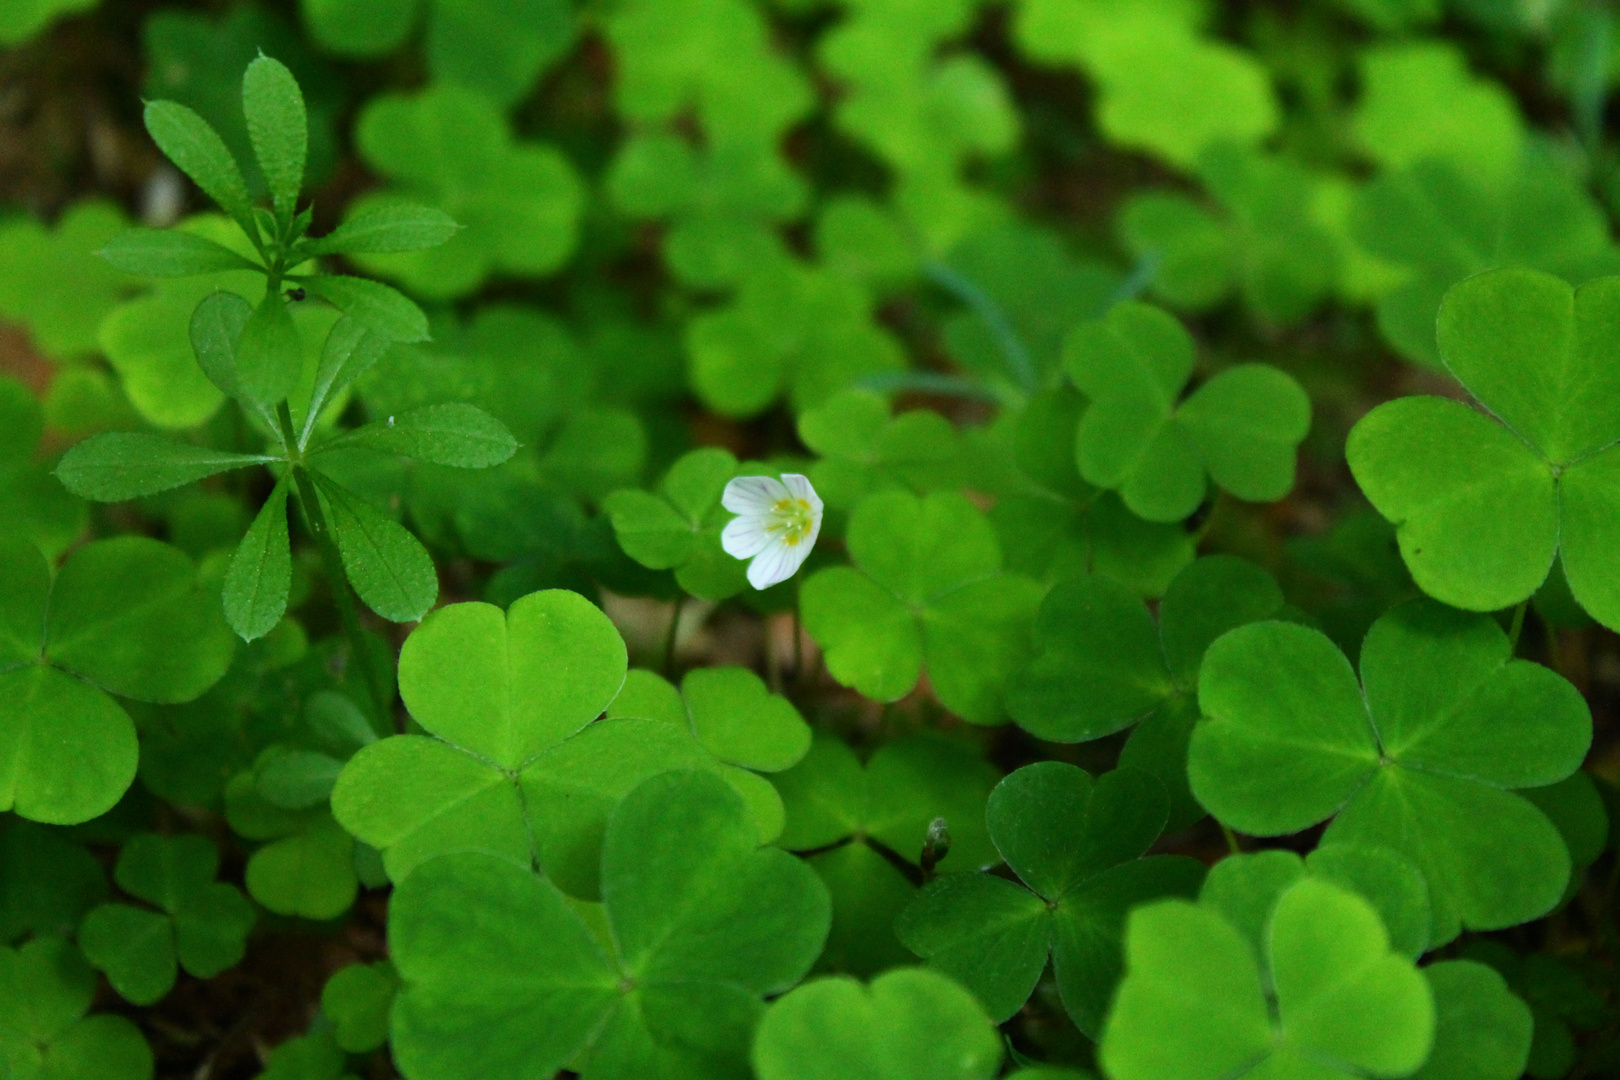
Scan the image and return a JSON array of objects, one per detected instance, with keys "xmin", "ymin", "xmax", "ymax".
[
  {"xmin": 1350, "ymin": 160, "xmax": 1619, "ymax": 367},
  {"xmin": 1411, "ymin": 961, "xmax": 1533, "ymax": 1080},
  {"xmin": 333, "ymin": 591, "xmax": 791, "ymax": 896},
  {"xmin": 1064, "ymin": 301, "xmax": 1311, "ymax": 522},
  {"xmin": 801, "ymin": 490, "xmax": 1042, "ymax": 723},
  {"xmin": 1348, "ymin": 267, "xmax": 1620, "ymax": 627},
  {"xmin": 78, "ymin": 833, "xmax": 255, "ymax": 1005},
  {"xmin": 388, "ymin": 770, "xmax": 830, "ymax": 1080},
  {"xmin": 1099, "ymin": 878, "xmax": 1434, "ymax": 1080},
  {"xmin": 773, "ymin": 732, "xmax": 999, "ymax": 976},
  {"xmin": 0, "ymin": 822, "xmax": 106, "ymax": 945},
  {"xmin": 1015, "ymin": 0, "xmax": 1276, "ymax": 170},
  {"xmin": 226, "ymin": 771, "xmax": 360, "ymax": 921},
  {"xmin": 0, "ymin": 937, "xmax": 154, "ymax": 1080},
  {"xmin": 321, "ymin": 962, "xmax": 397, "ymax": 1053},
  {"xmin": 607, "ymin": 667, "xmax": 811, "ymax": 775},
  {"xmin": 896, "ymin": 763, "xmax": 1204, "ymax": 1034},
  {"xmin": 0, "ymin": 200, "xmax": 133, "ymax": 362},
  {"xmin": 603, "ymin": 447, "xmax": 749, "ymax": 600},
  {"xmin": 939, "ymin": 221, "xmax": 1123, "ymax": 388},
  {"xmin": 0, "ymin": 536, "xmax": 235, "ymax": 824},
  {"xmin": 1119, "ymin": 145, "xmax": 1340, "ymax": 325},
  {"xmin": 797, "ymin": 390, "xmax": 966, "ymax": 512},
  {"xmin": 752, "ymin": 968, "xmax": 1004, "ymax": 1080},
  {"xmin": 1008, "ymin": 556, "xmax": 1283, "ymax": 829},
  {"xmin": 1351, "ymin": 41, "xmax": 1524, "ymax": 188},
  {"xmin": 686, "ymin": 259, "xmax": 906, "ymax": 419},
  {"xmin": 0, "ymin": 378, "xmax": 86, "ymax": 560},
  {"xmin": 1199, "ymin": 846, "xmax": 1432, "ymax": 961},
  {"xmin": 994, "ymin": 389, "xmax": 1194, "ymax": 596},
  {"xmin": 349, "ymin": 85, "xmax": 583, "ymax": 299},
  {"xmin": 1188, "ymin": 600, "xmax": 1591, "ymax": 943}
]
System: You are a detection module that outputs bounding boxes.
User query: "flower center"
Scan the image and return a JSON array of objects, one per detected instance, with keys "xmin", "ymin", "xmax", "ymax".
[{"xmin": 766, "ymin": 498, "xmax": 815, "ymax": 547}]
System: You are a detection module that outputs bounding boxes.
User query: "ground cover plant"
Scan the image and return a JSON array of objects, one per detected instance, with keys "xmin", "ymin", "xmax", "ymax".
[{"xmin": 4, "ymin": 1, "xmax": 1620, "ymax": 1078}]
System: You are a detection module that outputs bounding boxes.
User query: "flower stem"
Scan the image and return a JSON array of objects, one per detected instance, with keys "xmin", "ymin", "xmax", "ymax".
[
  {"xmin": 277, "ymin": 401, "xmax": 393, "ymax": 729},
  {"xmin": 663, "ymin": 593, "xmax": 685, "ymax": 679},
  {"xmin": 1220, "ymin": 821, "xmax": 1242, "ymax": 856}
]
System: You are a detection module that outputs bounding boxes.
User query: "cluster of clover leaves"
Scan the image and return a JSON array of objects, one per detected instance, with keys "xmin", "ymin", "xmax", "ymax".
[{"xmin": 6, "ymin": 49, "xmax": 1617, "ymax": 1080}]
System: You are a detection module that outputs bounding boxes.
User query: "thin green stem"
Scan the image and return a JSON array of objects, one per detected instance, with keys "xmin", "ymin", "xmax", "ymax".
[
  {"xmin": 663, "ymin": 593, "xmax": 685, "ymax": 679},
  {"xmin": 1507, "ymin": 599, "xmax": 1529, "ymax": 654},
  {"xmin": 278, "ymin": 402, "xmax": 392, "ymax": 728},
  {"xmin": 1220, "ymin": 821, "xmax": 1242, "ymax": 856}
]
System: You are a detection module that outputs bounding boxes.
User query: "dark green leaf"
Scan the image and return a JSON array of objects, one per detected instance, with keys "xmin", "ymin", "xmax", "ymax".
[
  {"xmin": 302, "ymin": 274, "xmax": 430, "ymax": 342},
  {"xmin": 143, "ymin": 100, "xmax": 252, "ymax": 220},
  {"xmin": 302, "ymin": 204, "xmax": 461, "ymax": 257},
  {"xmin": 241, "ymin": 55, "xmax": 307, "ymax": 213},
  {"xmin": 314, "ymin": 403, "xmax": 518, "ymax": 468},
  {"xmin": 223, "ymin": 480, "xmax": 291, "ymax": 642},
  {"xmin": 56, "ymin": 433, "xmax": 274, "ymax": 502},
  {"xmin": 313, "ymin": 473, "xmax": 438, "ymax": 622}
]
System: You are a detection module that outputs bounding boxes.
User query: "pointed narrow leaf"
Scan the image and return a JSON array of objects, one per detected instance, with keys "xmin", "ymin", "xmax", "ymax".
[
  {"xmin": 224, "ymin": 481, "xmax": 291, "ymax": 642},
  {"xmin": 236, "ymin": 288, "xmax": 303, "ymax": 406},
  {"xmin": 189, "ymin": 290, "xmax": 254, "ymax": 399},
  {"xmin": 301, "ymin": 205, "xmax": 461, "ymax": 257},
  {"xmin": 98, "ymin": 229, "xmax": 261, "ymax": 277},
  {"xmin": 142, "ymin": 101, "xmax": 251, "ymax": 220},
  {"xmin": 56, "ymin": 434, "xmax": 275, "ymax": 501},
  {"xmin": 313, "ymin": 473, "xmax": 438, "ymax": 622},
  {"xmin": 241, "ymin": 56, "xmax": 307, "ymax": 214},
  {"xmin": 314, "ymin": 403, "xmax": 518, "ymax": 467},
  {"xmin": 302, "ymin": 275, "xmax": 430, "ymax": 343},
  {"xmin": 302, "ymin": 316, "xmax": 393, "ymax": 441}
]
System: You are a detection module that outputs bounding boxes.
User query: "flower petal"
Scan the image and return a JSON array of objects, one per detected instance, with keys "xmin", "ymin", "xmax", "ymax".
[
  {"xmin": 780, "ymin": 473, "xmax": 823, "ymax": 514},
  {"xmin": 722, "ymin": 515, "xmax": 774, "ymax": 559},
  {"xmin": 747, "ymin": 535, "xmax": 815, "ymax": 590},
  {"xmin": 723, "ymin": 475, "xmax": 790, "ymax": 515}
]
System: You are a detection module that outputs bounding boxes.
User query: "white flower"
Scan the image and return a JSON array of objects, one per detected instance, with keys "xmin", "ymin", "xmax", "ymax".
[{"xmin": 721, "ymin": 474, "xmax": 824, "ymax": 590}]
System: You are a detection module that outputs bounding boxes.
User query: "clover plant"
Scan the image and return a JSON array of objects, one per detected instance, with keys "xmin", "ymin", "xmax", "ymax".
[{"xmin": 5, "ymin": 9, "xmax": 1620, "ymax": 1080}]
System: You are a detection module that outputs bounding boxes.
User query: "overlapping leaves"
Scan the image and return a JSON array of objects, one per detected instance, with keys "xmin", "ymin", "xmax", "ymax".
[
  {"xmin": 802, "ymin": 490, "xmax": 1042, "ymax": 723},
  {"xmin": 897, "ymin": 763, "xmax": 1204, "ymax": 1033},
  {"xmin": 1349, "ymin": 268, "xmax": 1620, "ymax": 629},
  {"xmin": 1063, "ymin": 302, "xmax": 1310, "ymax": 523},
  {"xmin": 388, "ymin": 770, "xmax": 830, "ymax": 1080},
  {"xmin": 1189, "ymin": 599, "xmax": 1591, "ymax": 942}
]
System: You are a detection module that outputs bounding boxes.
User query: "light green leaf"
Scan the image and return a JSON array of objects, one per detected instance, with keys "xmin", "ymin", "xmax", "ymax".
[
  {"xmin": 97, "ymin": 228, "xmax": 261, "ymax": 277},
  {"xmin": 753, "ymin": 968, "xmax": 1004, "ymax": 1080},
  {"xmin": 45, "ymin": 536, "xmax": 237, "ymax": 703},
  {"xmin": 802, "ymin": 490, "xmax": 1040, "ymax": 722},
  {"xmin": 1348, "ymin": 268, "xmax": 1620, "ymax": 628},
  {"xmin": 1065, "ymin": 302, "xmax": 1309, "ymax": 521},
  {"xmin": 1099, "ymin": 879, "xmax": 1434, "ymax": 1080},
  {"xmin": 0, "ymin": 937, "xmax": 154, "ymax": 1080},
  {"xmin": 397, "ymin": 591, "xmax": 626, "ymax": 769}
]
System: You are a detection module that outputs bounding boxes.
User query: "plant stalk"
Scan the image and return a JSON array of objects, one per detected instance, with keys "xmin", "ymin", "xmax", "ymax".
[
  {"xmin": 277, "ymin": 401, "xmax": 393, "ymax": 728},
  {"xmin": 1507, "ymin": 598, "xmax": 1529, "ymax": 654}
]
